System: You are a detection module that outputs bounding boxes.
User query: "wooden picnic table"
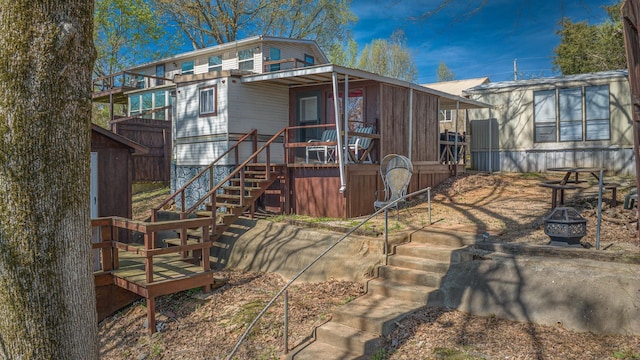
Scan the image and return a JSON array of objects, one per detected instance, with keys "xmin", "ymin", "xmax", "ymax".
[{"xmin": 543, "ymin": 167, "xmax": 619, "ymax": 207}]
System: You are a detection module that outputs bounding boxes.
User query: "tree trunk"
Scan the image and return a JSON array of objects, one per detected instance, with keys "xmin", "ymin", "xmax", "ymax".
[{"xmin": 0, "ymin": 1, "xmax": 98, "ymax": 359}]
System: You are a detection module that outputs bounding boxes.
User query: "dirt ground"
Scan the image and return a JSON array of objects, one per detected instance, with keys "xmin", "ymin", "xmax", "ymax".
[{"xmin": 100, "ymin": 173, "xmax": 640, "ymax": 359}]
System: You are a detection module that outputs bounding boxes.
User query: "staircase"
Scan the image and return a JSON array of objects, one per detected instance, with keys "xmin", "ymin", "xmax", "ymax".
[
  {"xmin": 287, "ymin": 229, "xmax": 477, "ymax": 359},
  {"xmin": 151, "ymin": 129, "xmax": 287, "ymax": 259}
]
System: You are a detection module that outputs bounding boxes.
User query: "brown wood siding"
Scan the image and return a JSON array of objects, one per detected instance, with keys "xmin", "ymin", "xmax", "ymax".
[
  {"xmin": 346, "ymin": 164, "xmax": 380, "ymax": 217},
  {"xmin": 291, "ymin": 167, "xmax": 345, "ymax": 218},
  {"xmin": 411, "ymin": 92, "xmax": 439, "ymax": 162},
  {"xmin": 380, "ymin": 84, "xmax": 409, "ymax": 157},
  {"xmin": 112, "ymin": 118, "xmax": 171, "ymax": 183},
  {"xmin": 91, "ymin": 131, "xmax": 133, "ymax": 219}
]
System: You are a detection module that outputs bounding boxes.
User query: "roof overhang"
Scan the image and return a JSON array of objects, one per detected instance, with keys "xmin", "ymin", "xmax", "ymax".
[
  {"xmin": 242, "ymin": 64, "xmax": 491, "ymax": 110},
  {"xmin": 91, "ymin": 124, "xmax": 149, "ymax": 154}
]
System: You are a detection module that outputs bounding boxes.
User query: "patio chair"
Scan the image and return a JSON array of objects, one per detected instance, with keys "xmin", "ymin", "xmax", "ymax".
[
  {"xmin": 348, "ymin": 126, "xmax": 375, "ymax": 163},
  {"xmin": 374, "ymin": 154, "xmax": 413, "ymax": 217},
  {"xmin": 305, "ymin": 129, "xmax": 338, "ymax": 163}
]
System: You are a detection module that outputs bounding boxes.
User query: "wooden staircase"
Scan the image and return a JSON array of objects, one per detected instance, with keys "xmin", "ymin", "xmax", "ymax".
[
  {"xmin": 165, "ymin": 162, "xmax": 285, "ymax": 249},
  {"xmin": 286, "ymin": 229, "xmax": 477, "ymax": 359}
]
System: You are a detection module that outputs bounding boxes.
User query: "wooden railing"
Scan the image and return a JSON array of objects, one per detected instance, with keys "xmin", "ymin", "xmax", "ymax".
[
  {"xmin": 93, "ymin": 71, "xmax": 173, "ymax": 93},
  {"xmin": 91, "ymin": 216, "xmax": 213, "ymax": 284},
  {"xmin": 263, "ymin": 58, "xmax": 314, "ymax": 72},
  {"xmin": 151, "ymin": 129, "xmax": 259, "ymax": 223},
  {"xmin": 440, "ymin": 131, "xmax": 468, "ymax": 166}
]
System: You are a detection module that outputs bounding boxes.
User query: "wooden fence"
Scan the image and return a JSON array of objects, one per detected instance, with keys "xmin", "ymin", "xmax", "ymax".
[{"xmin": 111, "ymin": 117, "xmax": 171, "ymax": 184}]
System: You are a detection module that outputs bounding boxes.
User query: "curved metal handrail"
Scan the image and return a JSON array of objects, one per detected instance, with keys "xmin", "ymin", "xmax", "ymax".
[{"xmin": 226, "ymin": 186, "xmax": 432, "ymax": 359}]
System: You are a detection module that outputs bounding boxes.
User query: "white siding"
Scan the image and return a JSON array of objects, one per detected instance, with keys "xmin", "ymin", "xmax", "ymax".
[
  {"xmin": 175, "ymin": 78, "xmax": 229, "ymax": 138},
  {"xmin": 227, "ymin": 81, "xmax": 289, "ymax": 134},
  {"xmin": 176, "ymin": 140, "xmax": 230, "ymax": 166}
]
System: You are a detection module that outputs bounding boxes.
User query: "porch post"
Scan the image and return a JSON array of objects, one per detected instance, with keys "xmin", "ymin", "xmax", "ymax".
[
  {"xmin": 408, "ymin": 89, "xmax": 413, "ymax": 160},
  {"xmin": 454, "ymin": 100, "xmax": 459, "ymax": 175},
  {"xmin": 344, "ymin": 75, "xmax": 349, "ymax": 165},
  {"xmin": 488, "ymin": 108, "xmax": 493, "ymax": 174},
  {"xmin": 332, "ymin": 72, "xmax": 346, "ymax": 193}
]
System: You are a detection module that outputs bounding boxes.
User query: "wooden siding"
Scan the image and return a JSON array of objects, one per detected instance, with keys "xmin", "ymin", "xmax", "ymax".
[
  {"xmin": 411, "ymin": 91, "xmax": 439, "ymax": 162},
  {"xmin": 175, "ymin": 78, "xmax": 228, "ymax": 139},
  {"xmin": 291, "ymin": 167, "xmax": 345, "ymax": 218},
  {"xmin": 111, "ymin": 118, "xmax": 171, "ymax": 183},
  {"xmin": 90, "ymin": 130, "xmax": 133, "ymax": 218},
  {"xmin": 380, "ymin": 84, "xmax": 409, "ymax": 156},
  {"xmin": 346, "ymin": 165, "xmax": 380, "ymax": 217}
]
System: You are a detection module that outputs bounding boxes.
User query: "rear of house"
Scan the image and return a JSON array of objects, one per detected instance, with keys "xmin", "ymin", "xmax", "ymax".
[{"xmin": 464, "ymin": 70, "xmax": 634, "ymax": 175}]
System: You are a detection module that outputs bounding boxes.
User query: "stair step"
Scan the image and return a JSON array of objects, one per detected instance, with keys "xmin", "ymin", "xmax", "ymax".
[
  {"xmin": 315, "ymin": 321, "xmax": 381, "ymax": 356},
  {"xmin": 285, "ymin": 339, "xmax": 362, "ymax": 360},
  {"xmin": 164, "ymin": 238, "xmax": 227, "ymax": 249},
  {"xmin": 194, "ymin": 211, "xmax": 237, "ymax": 224},
  {"xmin": 331, "ymin": 295, "xmax": 423, "ymax": 335},
  {"xmin": 388, "ymin": 255, "xmax": 451, "ymax": 273},
  {"xmin": 410, "ymin": 229, "xmax": 479, "ymax": 247},
  {"xmin": 394, "ymin": 243, "xmax": 465, "ymax": 263},
  {"xmin": 228, "ymin": 178, "xmax": 268, "ymax": 184},
  {"xmin": 367, "ymin": 279, "xmax": 444, "ymax": 305},
  {"xmin": 378, "ymin": 266, "xmax": 442, "ymax": 287},
  {"xmin": 216, "ymin": 194, "xmax": 254, "ymax": 201},
  {"xmin": 221, "ymin": 185, "xmax": 262, "ymax": 192}
]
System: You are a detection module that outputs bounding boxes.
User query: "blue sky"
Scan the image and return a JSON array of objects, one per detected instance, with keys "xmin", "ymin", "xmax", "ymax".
[{"xmin": 349, "ymin": 0, "xmax": 617, "ymax": 83}]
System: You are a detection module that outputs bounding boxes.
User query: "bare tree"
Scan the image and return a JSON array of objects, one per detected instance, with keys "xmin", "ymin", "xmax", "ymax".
[{"xmin": 0, "ymin": 0, "xmax": 99, "ymax": 358}]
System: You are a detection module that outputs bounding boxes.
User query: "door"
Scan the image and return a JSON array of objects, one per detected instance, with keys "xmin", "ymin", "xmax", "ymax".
[
  {"xmin": 296, "ymin": 91, "xmax": 321, "ymax": 142},
  {"xmin": 90, "ymin": 152, "xmax": 100, "ymax": 270}
]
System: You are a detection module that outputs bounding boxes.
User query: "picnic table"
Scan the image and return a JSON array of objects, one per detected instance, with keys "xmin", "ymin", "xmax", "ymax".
[{"xmin": 541, "ymin": 167, "xmax": 618, "ymax": 208}]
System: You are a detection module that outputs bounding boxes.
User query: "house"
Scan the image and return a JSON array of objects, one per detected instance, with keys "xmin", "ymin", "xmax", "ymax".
[
  {"xmin": 463, "ymin": 70, "xmax": 635, "ymax": 175},
  {"xmin": 423, "ymin": 77, "xmax": 490, "ymax": 134},
  {"xmin": 93, "ymin": 35, "xmax": 489, "ymax": 218}
]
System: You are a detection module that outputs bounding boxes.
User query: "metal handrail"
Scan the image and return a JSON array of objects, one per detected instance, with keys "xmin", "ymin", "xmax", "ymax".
[{"xmin": 226, "ymin": 186, "xmax": 432, "ymax": 359}]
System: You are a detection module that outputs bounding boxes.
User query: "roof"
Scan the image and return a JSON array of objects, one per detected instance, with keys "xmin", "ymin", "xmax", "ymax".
[
  {"xmin": 242, "ymin": 64, "xmax": 491, "ymax": 110},
  {"xmin": 464, "ymin": 70, "xmax": 628, "ymax": 94},
  {"xmin": 422, "ymin": 77, "xmax": 490, "ymax": 97},
  {"xmin": 91, "ymin": 124, "xmax": 149, "ymax": 154},
  {"xmin": 127, "ymin": 35, "xmax": 328, "ymax": 72}
]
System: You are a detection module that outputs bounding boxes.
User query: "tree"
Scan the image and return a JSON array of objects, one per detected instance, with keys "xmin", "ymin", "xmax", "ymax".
[
  {"xmin": 152, "ymin": 0, "xmax": 356, "ymax": 52},
  {"xmin": 357, "ymin": 30, "xmax": 418, "ymax": 83},
  {"xmin": 436, "ymin": 62, "xmax": 456, "ymax": 81},
  {"xmin": 552, "ymin": 1, "xmax": 626, "ymax": 75},
  {"xmin": 94, "ymin": 0, "xmax": 168, "ymax": 78},
  {"xmin": 0, "ymin": 1, "xmax": 99, "ymax": 359}
]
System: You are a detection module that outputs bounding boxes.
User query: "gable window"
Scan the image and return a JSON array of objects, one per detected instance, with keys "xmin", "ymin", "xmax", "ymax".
[
  {"xmin": 199, "ymin": 85, "xmax": 217, "ymax": 116},
  {"xmin": 533, "ymin": 85, "xmax": 610, "ymax": 143},
  {"xmin": 304, "ymin": 54, "xmax": 314, "ymax": 66},
  {"xmin": 439, "ymin": 110, "xmax": 453, "ymax": 122},
  {"xmin": 238, "ymin": 48, "xmax": 254, "ymax": 71},
  {"xmin": 208, "ymin": 55, "xmax": 222, "ymax": 72},
  {"xmin": 181, "ymin": 60, "xmax": 194, "ymax": 75}
]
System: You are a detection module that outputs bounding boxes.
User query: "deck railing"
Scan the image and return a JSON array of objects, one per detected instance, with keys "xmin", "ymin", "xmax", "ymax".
[
  {"xmin": 262, "ymin": 58, "xmax": 314, "ymax": 72},
  {"xmin": 93, "ymin": 71, "xmax": 173, "ymax": 93}
]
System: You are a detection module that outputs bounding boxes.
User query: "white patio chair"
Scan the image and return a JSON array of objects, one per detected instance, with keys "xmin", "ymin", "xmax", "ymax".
[
  {"xmin": 374, "ymin": 154, "xmax": 413, "ymax": 217},
  {"xmin": 305, "ymin": 129, "xmax": 338, "ymax": 163}
]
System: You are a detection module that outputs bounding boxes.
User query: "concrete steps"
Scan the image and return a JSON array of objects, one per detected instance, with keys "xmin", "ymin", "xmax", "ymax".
[{"xmin": 287, "ymin": 229, "xmax": 473, "ymax": 359}]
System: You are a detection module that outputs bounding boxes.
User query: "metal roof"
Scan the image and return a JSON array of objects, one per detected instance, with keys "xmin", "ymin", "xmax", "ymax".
[
  {"xmin": 242, "ymin": 64, "xmax": 491, "ymax": 110},
  {"xmin": 464, "ymin": 70, "xmax": 628, "ymax": 94}
]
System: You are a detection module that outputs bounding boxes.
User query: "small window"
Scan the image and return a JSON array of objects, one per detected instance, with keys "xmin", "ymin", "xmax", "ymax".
[
  {"xmin": 199, "ymin": 85, "xmax": 217, "ymax": 116},
  {"xmin": 238, "ymin": 49, "xmax": 254, "ymax": 71},
  {"xmin": 156, "ymin": 64, "xmax": 165, "ymax": 86},
  {"xmin": 585, "ymin": 85, "xmax": 610, "ymax": 140},
  {"xmin": 304, "ymin": 54, "xmax": 314, "ymax": 66},
  {"xmin": 130, "ymin": 95, "xmax": 141, "ymax": 116},
  {"xmin": 439, "ymin": 110, "xmax": 452, "ymax": 122},
  {"xmin": 208, "ymin": 55, "xmax": 222, "ymax": 72},
  {"xmin": 136, "ymin": 75, "xmax": 145, "ymax": 89},
  {"xmin": 181, "ymin": 60, "xmax": 194, "ymax": 75},
  {"xmin": 534, "ymin": 89, "xmax": 557, "ymax": 142},
  {"xmin": 155, "ymin": 90, "xmax": 166, "ymax": 120}
]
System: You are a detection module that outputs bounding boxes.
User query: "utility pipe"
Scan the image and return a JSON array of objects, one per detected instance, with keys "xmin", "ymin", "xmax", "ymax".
[{"xmin": 332, "ymin": 72, "xmax": 346, "ymax": 193}]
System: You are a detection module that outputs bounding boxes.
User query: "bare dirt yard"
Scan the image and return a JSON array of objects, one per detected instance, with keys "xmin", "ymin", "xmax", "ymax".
[{"xmin": 100, "ymin": 173, "xmax": 640, "ymax": 359}]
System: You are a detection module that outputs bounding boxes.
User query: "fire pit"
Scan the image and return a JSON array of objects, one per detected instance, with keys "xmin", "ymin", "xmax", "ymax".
[{"xmin": 543, "ymin": 207, "xmax": 587, "ymax": 245}]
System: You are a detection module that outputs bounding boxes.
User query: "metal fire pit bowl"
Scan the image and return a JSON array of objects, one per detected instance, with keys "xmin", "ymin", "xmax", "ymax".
[{"xmin": 544, "ymin": 207, "xmax": 587, "ymax": 245}]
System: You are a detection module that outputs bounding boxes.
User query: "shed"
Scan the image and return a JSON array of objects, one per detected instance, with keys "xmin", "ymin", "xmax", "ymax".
[{"xmin": 90, "ymin": 124, "xmax": 148, "ymax": 219}]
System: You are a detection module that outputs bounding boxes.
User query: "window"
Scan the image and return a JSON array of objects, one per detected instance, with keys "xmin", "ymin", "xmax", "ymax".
[
  {"xmin": 156, "ymin": 64, "xmax": 165, "ymax": 85},
  {"xmin": 199, "ymin": 85, "xmax": 217, "ymax": 116},
  {"xmin": 439, "ymin": 110, "xmax": 453, "ymax": 122},
  {"xmin": 327, "ymin": 89, "xmax": 364, "ymax": 130},
  {"xmin": 154, "ymin": 90, "xmax": 166, "ymax": 120},
  {"xmin": 128, "ymin": 90, "xmax": 169, "ymax": 120},
  {"xmin": 135, "ymin": 75, "xmax": 145, "ymax": 89},
  {"xmin": 130, "ymin": 95, "xmax": 141, "ymax": 116},
  {"xmin": 238, "ymin": 49, "xmax": 254, "ymax": 71},
  {"xmin": 181, "ymin": 60, "xmax": 194, "ymax": 75},
  {"xmin": 208, "ymin": 55, "xmax": 222, "ymax": 72},
  {"xmin": 533, "ymin": 85, "xmax": 610, "ymax": 143},
  {"xmin": 269, "ymin": 47, "xmax": 280, "ymax": 71},
  {"xmin": 141, "ymin": 92, "xmax": 153, "ymax": 118},
  {"xmin": 304, "ymin": 54, "xmax": 314, "ymax": 66}
]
